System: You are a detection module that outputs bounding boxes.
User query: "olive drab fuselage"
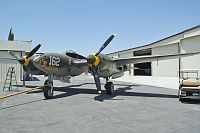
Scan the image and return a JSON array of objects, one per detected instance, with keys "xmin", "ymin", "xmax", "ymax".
[
  {"xmin": 33, "ymin": 53, "xmax": 86, "ymax": 76},
  {"xmin": 33, "ymin": 53, "xmax": 122, "ymax": 78}
]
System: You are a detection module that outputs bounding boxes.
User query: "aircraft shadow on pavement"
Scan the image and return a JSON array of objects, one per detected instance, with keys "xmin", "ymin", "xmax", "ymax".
[
  {"xmin": 46, "ymin": 83, "xmax": 177, "ymax": 102},
  {"xmin": 94, "ymin": 86, "xmax": 177, "ymax": 102},
  {"xmin": 20, "ymin": 82, "xmax": 177, "ymax": 102},
  {"xmin": 0, "ymin": 83, "xmax": 178, "ymax": 110},
  {"xmin": 52, "ymin": 83, "xmax": 99, "ymax": 99}
]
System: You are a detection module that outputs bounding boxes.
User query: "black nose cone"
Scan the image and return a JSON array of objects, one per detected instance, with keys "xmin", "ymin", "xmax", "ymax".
[{"xmin": 18, "ymin": 57, "xmax": 25, "ymax": 64}]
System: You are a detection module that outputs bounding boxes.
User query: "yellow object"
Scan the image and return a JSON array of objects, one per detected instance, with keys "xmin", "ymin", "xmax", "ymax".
[
  {"xmin": 23, "ymin": 56, "xmax": 30, "ymax": 67},
  {"xmin": 93, "ymin": 56, "xmax": 100, "ymax": 67},
  {"xmin": 88, "ymin": 55, "xmax": 100, "ymax": 67},
  {"xmin": 0, "ymin": 84, "xmax": 49, "ymax": 99}
]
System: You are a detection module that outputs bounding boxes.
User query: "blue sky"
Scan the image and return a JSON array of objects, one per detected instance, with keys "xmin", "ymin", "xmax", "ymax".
[{"xmin": 0, "ymin": 0, "xmax": 200, "ymax": 55}]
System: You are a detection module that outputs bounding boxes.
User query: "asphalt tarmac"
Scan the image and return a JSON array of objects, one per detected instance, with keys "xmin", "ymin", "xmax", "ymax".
[{"xmin": 0, "ymin": 76, "xmax": 200, "ymax": 133}]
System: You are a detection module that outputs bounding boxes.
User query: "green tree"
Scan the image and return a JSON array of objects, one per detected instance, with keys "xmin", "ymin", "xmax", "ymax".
[{"xmin": 8, "ymin": 27, "xmax": 14, "ymax": 41}]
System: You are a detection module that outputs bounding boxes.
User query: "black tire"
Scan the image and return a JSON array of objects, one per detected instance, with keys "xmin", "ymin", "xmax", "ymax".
[
  {"xmin": 43, "ymin": 80, "xmax": 54, "ymax": 99},
  {"xmin": 178, "ymin": 85, "xmax": 183, "ymax": 102},
  {"xmin": 105, "ymin": 82, "xmax": 114, "ymax": 95},
  {"xmin": 179, "ymin": 96, "xmax": 183, "ymax": 102}
]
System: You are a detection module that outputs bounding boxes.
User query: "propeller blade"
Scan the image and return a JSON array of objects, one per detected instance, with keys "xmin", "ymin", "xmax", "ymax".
[
  {"xmin": 23, "ymin": 66, "xmax": 28, "ymax": 71},
  {"xmin": 26, "ymin": 44, "xmax": 41, "ymax": 59},
  {"xmin": 1, "ymin": 57, "xmax": 18, "ymax": 60},
  {"xmin": 91, "ymin": 67, "xmax": 101, "ymax": 92},
  {"xmin": 23, "ymin": 68, "xmax": 27, "ymax": 86},
  {"xmin": 66, "ymin": 52, "xmax": 87, "ymax": 59},
  {"xmin": 95, "ymin": 34, "xmax": 115, "ymax": 56},
  {"xmin": 8, "ymin": 51, "xmax": 20, "ymax": 59}
]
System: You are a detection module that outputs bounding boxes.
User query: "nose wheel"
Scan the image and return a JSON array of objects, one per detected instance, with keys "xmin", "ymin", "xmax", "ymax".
[
  {"xmin": 43, "ymin": 79, "xmax": 54, "ymax": 99},
  {"xmin": 104, "ymin": 77, "xmax": 114, "ymax": 95}
]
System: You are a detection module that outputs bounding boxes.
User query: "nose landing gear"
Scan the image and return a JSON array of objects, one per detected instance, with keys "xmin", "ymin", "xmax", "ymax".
[{"xmin": 43, "ymin": 75, "xmax": 54, "ymax": 99}]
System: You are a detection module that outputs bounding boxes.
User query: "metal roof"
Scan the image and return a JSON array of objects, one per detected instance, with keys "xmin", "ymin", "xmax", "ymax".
[{"xmin": 108, "ymin": 25, "xmax": 200, "ymax": 55}]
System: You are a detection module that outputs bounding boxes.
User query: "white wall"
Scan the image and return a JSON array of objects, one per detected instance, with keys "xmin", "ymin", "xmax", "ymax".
[
  {"xmin": 180, "ymin": 35, "xmax": 200, "ymax": 70},
  {"xmin": 0, "ymin": 59, "xmax": 21, "ymax": 82},
  {"xmin": 0, "ymin": 40, "xmax": 31, "ymax": 51},
  {"xmin": 0, "ymin": 51, "xmax": 24, "ymax": 82},
  {"xmin": 118, "ymin": 52, "xmax": 133, "ymax": 58},
  {"xmin": 152, "ymin": 43, "xmax": 179, "ymax": 77},
  {"xmin": 0, "ymin": 40, "xmax": 30, "ymax": 83},
  {"xmin": 107, "ymin": 26, "xmax": 200, "ymax": 77}
]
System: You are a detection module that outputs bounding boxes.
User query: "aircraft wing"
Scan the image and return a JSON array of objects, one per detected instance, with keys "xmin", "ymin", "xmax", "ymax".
[
  {"xmin": 73, "ymin": 60, "xmax": 88, "ymax": 70},
  {"xmin": 113, "ymin": 52, "xmax": 200, "ymax": 66}
]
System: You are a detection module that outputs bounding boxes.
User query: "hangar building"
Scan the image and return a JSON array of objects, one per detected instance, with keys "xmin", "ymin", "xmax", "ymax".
[
  {"xmin": 0, "ymin": 33, "xmax": 31, "ymax": 82},
  {"xmin": 108, "ymin": 25, "xmax": 200, "ymax": 77}
]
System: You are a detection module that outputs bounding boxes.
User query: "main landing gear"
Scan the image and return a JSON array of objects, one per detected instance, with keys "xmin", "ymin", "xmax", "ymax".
[
  {"xmin": 104, "ymin": 77, "xmax": 114, "ymax": 95},
  {"xmin": 43, "ymin": 75, "xmax": 54, "ymax": 99}
]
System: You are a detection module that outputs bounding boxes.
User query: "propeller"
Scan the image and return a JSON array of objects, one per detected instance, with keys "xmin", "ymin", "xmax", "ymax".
[
  {"xmin": 95, "ymin": 34, "xmax": 115, "ymax": 56},
  {"xmin": 26, "ymin": 44, "xmax": 41, "ymax": 59},
  {"xmin": 8, "ymin": 44, "xmax": 41, "ymax": 86},
  {"xmin": 66, "ymin": 34, "xmax": 115, "ymax": 93},
  {"xmin": 65, "ymin": 52, "xmax": 87, "ymax": 59},
  {"xmin": 8, "ymin": 44, "xmax": 41, "ymax": 68},
  {"xmin": 91, "ymin": 67, "xmax": 101, "ymax": 93}
]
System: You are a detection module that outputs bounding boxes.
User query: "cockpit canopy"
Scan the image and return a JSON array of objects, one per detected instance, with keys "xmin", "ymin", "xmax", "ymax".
[{"xmin": 64, "ymin": 50, "xmax": 77, "ymax": 55}]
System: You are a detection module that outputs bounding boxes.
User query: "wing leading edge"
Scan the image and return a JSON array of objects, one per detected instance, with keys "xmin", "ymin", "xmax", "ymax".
[{"xmin": 113, "ymin": 52, "xmax": 200, "ymax": 66}]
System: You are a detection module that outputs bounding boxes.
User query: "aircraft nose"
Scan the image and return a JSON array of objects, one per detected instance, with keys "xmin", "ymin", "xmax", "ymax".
[
  {"xmin": 33, "ymin": 56, "xmax": 41, "ymax": 66},
  {"xmin": 33, "ymin": 56, "xmax": 47, "ymax": 67}
]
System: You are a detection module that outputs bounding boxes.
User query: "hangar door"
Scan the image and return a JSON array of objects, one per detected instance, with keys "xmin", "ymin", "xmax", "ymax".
[
  {"xmin": 134, "ymin": 49, "xmax": 152, "ymax": 76},
  {"xmin": 152, "ymin": 44, "xmax": 179, "ymax": 77},
  {"xmin": 181, "ymin": 35, "xmax": 200, "ymax": 70}
]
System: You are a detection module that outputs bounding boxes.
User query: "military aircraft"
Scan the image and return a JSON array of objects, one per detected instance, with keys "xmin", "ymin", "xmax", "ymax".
[{"xmin": 8, "ymin": 34, "xmax": 200, "ymax": 99}]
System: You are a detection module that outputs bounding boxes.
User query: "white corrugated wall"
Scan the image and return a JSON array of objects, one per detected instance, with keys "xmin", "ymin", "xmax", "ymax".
[
  {"xmin": 180, "ymin": 35, "xmax": 200, "ymax": 70},
  {"xmin": 0, "ymin": 58, "xmax": 21, "ymax": 82},
  {"xmin": 0, "ymin": 40, "xmax": 30, "ymax": 83},
  {"xmin": 152, "ymin": 43, "xmax": 179, "ymax": 77}
]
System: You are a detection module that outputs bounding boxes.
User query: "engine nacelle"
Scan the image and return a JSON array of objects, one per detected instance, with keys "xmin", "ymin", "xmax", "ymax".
[{"xmin": 111, "ymin": 71, "xmax": 124, "ymax": 79}]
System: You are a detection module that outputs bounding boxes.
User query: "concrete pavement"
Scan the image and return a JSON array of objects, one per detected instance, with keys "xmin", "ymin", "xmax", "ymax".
[{"xmin": 0, "ymin": 76, "xmax": 200, "ymax": 133}]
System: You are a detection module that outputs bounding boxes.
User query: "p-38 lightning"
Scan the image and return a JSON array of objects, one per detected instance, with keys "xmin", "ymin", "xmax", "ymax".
[{"xmin": 8, "ymin": 34, "xmax": 200, "ymax": 99}]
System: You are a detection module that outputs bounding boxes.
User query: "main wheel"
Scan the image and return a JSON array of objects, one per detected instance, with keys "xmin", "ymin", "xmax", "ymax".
[
  {"xmin": 43, "ymin": 80, "xmax": 54, "ymax": 99},
  {"xmin": 105, "ymin": 82, "xmax": 114, "ymax": 95}
]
